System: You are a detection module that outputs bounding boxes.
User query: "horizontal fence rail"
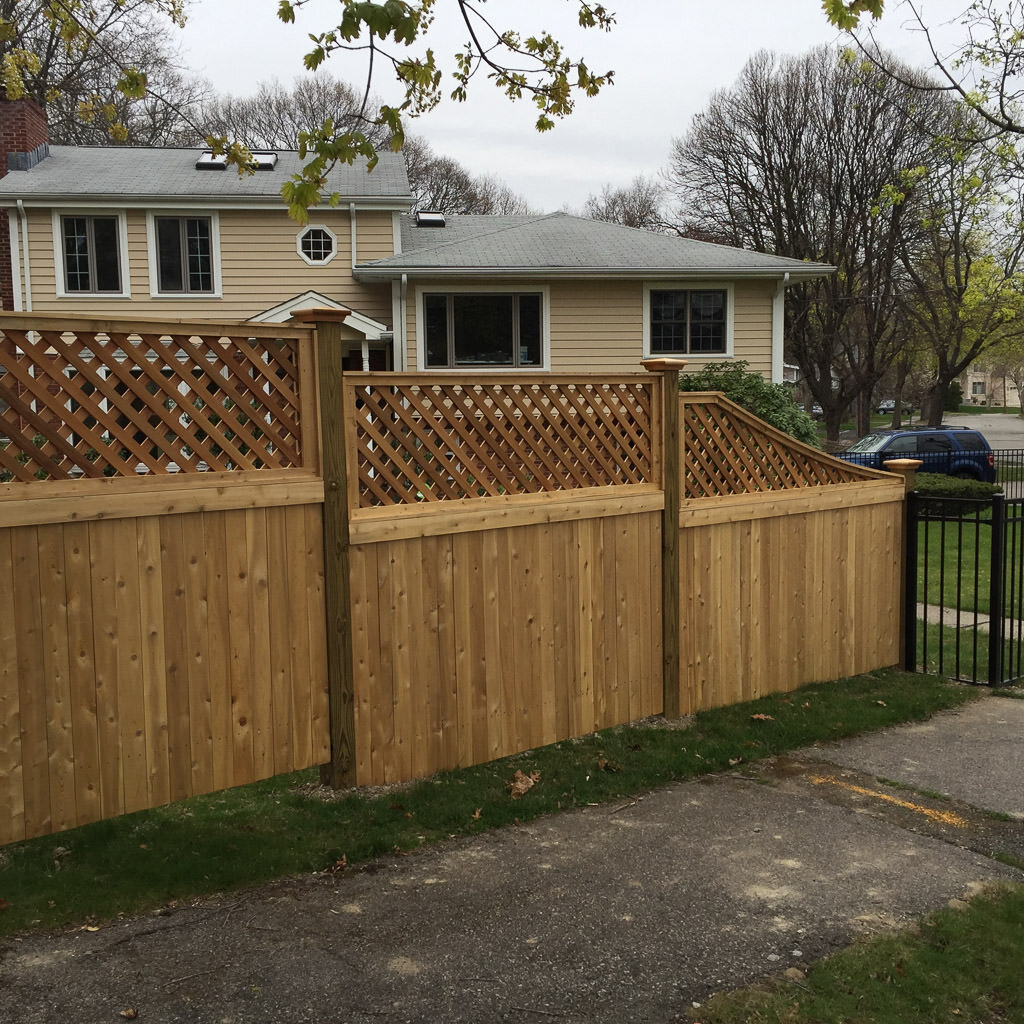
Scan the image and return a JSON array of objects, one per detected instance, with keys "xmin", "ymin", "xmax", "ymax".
[
  {"xmin": 343, "ymin": 373, "xmax": 658, "ymax": 507},
  {"xmin": 0, "ymin": 314, "xmax": 317, "ymax": 482}
]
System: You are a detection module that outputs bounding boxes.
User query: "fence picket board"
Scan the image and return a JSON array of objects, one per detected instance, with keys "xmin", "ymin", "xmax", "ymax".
[
  {"xmin": 0, "ymin": 529, "xmax": 25, "ymax": 843},
  {"xmin": 204, "ymin": 514, "xmax": 233, "ymax": 793},
  {"xmin": 112, "ymin": 520, "xmax": 150, "ymax": 814},
  {"xmin": 245, "ymin": 509, "xmax": 274, "ymax": 781},
  {"xmin": 266, "ymin": 506, "xmax": 294, "ymax": 778},
  {"xmin": 158, "ymin": 515, "xmax": 192, "ymax": 805},
  {"xmin": 136, "ymin": 517, "xmax": 170, "ymax": 808},
  {"xmin": 37, "ymin": 525, "xmax": 76, "ymax": 832}
]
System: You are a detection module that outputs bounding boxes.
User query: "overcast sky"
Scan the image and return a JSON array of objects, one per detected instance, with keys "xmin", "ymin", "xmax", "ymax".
[{"xmin": 177, "ymin": 0, "xmax": 969, "ymax": 212}]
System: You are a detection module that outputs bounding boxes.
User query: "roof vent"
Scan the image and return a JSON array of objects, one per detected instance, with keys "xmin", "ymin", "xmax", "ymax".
[
  {"xmin": 196, "ymin": 150, "xmax": 278, "ymax": 171},
  {"xmin": 414, "ymin": 210, "xmax": 446, "ymax": 227}
]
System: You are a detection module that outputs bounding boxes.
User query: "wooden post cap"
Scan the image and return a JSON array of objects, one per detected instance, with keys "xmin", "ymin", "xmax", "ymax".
[
  {"xmin": 883, "ymin": 458, "xmax": 923, "ymax": 493},
  {"xmin": 289, "ymin": 306, "xmax": 352, "ymax": 324},
  {"xmin": 641, "ymin": 358, "xmax": 688, "ymax": 373}
]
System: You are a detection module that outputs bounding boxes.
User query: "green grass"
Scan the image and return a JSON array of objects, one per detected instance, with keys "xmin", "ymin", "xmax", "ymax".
[
  {"xmin": 689, "ymin": 883, "xmax": 1024, "ymax": 1024},
  {"xmin": 913, "ymin": 617, "xmax": 1024, "ymax": 684},
  {"xmin": 918, "ymin": 516, "xmax": 996, "ymax": 615},
  {"xmin": 0, "ymin": 670, "xmax": 975, "ymax": 938}
]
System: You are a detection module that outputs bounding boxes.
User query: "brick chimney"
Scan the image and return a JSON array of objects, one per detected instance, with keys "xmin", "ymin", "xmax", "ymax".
[{"xmin": 0, "ymin": 92, "xmax": 49, "ymax": 309}]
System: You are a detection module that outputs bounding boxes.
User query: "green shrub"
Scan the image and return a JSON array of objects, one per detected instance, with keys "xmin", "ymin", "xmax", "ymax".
[
  {"xmin": 677, "ymin": 360, "xmax": 819, "ymax": 446},
  {"xmin": 913, "ymin": 472, "xmax": 1001, "ymax": 500}
]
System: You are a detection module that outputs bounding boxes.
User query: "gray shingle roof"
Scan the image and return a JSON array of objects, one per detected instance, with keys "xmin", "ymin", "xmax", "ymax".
[
  {"xmin": 0, "ymin": 146, "xmax": 411, "ymax": 204},
  {"xmin": 354, "ymin": 213, "xmax": 833, "ymax": 278}
]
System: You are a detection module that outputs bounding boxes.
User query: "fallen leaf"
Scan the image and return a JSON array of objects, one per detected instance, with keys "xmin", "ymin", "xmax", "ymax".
[
  {"xmin": 119, "ymin": 1010, "xmax": 138, "ymax": 1021},
  {"xmin": 508, "ymin": 769, "xmax": 541, "ymax": 799},
  {"xmin": 876, "ymin": 700, "xmax": 887, "ymax": 707},
  {"xmin": 0, "ymin": 898, "xmax": 10, "ymax": 911},
  {"xmin": 323, "ymin": 855, "xmax": 347, "ymax": 875},
  {"xmin": 750, "ymin": 713, "xmax": 774, "ymax": 721},
  {"xmin": 84, "ymin": 925, "xmax": 100, "ymax": 933},
  {"xmin": 471, "ymin": 808, "xmax": 482, "ymax": 820}
]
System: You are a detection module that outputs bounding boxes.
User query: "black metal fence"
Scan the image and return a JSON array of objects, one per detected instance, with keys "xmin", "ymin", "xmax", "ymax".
[
  {"xmin": 994, "ymin": 448, "xmax": 1024, "ymax": 498},
  {"xmin": 905, "ymin": 491, "xmax": 1024, "ymax": 685}
]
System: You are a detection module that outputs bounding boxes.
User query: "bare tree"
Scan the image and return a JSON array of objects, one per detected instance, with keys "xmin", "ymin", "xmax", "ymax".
[
  {"xmin": 400, "ymin": 136, "xmax": 532, "ymax": 214},
  {"xmin": 201, "ymin": 76, "xmax": 391, "ymax": 152},
  {"xmin": 583, "ymin": 176, "xmax": 667, "ymax": 230},
  {"xmin": 1, "ymin": 0, "xmax": 201, "ymax": 145},
  {"xmin": 667, "ymin": 47, "xmax": 949, "ymax": 440}
]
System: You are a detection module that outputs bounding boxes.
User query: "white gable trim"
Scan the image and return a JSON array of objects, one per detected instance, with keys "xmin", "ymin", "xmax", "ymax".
[{"xmin": 250, "ymin": 291, "xmax": 388, "ymax": 339}]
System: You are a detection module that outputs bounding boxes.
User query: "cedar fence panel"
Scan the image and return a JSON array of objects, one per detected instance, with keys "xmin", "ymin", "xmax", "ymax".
[
  {"xmin": 0, "ymin": 505, "xmax": 329, "ymax": 845},
  {"xmin": 348, "ymin": 509, "xmax": 663, "ymax": 786},
  {"xmin": 0, "ymin": 314, "xmax": 328, "ymax": 845}
]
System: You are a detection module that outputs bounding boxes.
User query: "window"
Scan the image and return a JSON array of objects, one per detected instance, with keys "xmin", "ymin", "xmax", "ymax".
[
  {"xmin": 153, "ymin": 216, "xmax": 214, "ymax": 293},
  {"xmin": 972, "ymin": 381, "xmax": 986, "ymax": 396},
  {"xmin": 297, "ymin": 225, "xmax": 336, "ymax": 265},
  {"xmin": 423, "ymin": 292, "xmax": 543, "ymax": 368},
  {"xmin": 648, "ymin": 288, "xmax": 728, "ymax": 355},
  {"xmin": 60, "ymin": 215, "xmax": 122, "ymax": 293}
]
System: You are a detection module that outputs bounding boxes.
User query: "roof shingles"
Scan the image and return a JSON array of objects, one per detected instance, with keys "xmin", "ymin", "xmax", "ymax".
[{"xmin": 355, "ymin": 212, "xmax": 832, "ymax": 277}]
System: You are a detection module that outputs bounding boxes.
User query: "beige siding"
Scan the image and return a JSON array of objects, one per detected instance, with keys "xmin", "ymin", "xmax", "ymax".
[
  {"xmin": 19, "ymin": 206, "xmax": 396, "ymax": 324},
  {"xmin": 403, "ymin": 277, "xmax": 777, "ymax": 377},
  {"xmin": 355, "ymin": 210, "xmax": 398, "ymax": 262}
]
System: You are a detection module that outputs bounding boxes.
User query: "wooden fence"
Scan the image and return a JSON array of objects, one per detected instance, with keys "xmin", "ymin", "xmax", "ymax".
[
  {"xmin": 1, "ymin": 316, "xmax": 906, "ymax": 842},
  {"xmin": 328, "ymin": 364, "xmax": 905, "ymax": 785},
  {"xmin": 0, "ymin": 314, "xmax": 329, "ymax": 845}
]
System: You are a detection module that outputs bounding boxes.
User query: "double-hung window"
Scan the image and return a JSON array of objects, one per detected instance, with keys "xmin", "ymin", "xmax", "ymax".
[
  {"xmin": 648, "ymin": 286, "xmax": 729, "ymax": 356},
  {"xmin": 59, "ymin": 214, "xmax": 124, "ymax": 294},
  {"xmin": 423, "ymin": 291, "xmax": 544, "ymax": 369},
  {"xmin": 151, "ymin": 215, "xmax": 217, "ymax": 295}
]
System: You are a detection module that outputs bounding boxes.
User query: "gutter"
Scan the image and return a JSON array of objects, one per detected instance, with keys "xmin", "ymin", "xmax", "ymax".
[{"xmin": 353, "ymin": 266, "xmax": 835, "ymax": 282}]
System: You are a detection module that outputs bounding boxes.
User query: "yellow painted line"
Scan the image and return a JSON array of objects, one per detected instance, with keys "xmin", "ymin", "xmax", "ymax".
[{"xmin": 808, "ymin": 774, "xmax": 968, "ymax": 828}]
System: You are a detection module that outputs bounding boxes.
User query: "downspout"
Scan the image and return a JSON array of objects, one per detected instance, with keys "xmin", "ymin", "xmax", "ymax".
[
  {"xmin": 349, "ymin": 203, "xmax": 357, "ymax": 270},
  {"xmin": 399, "ymin": 273, "xmax": 408, "ymax": 371},
  {"xmin": 771, "ymin": 271, "xmax": 790, "ymax": 384},
  {"xmin": 17, "ymin": 199, "xmax": 31, "ymax": 311}
]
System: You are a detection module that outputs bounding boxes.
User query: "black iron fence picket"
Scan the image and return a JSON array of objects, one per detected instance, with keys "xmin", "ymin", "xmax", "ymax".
[{"xmin": 905, "ymin": 490, "xmax": 1024, "ymax": 686}]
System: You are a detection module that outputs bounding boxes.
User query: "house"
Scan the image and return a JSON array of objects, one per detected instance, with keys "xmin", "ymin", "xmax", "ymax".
[{"xmin": 0, "ymin": 95, "xmax": 833, "ymax": 378}]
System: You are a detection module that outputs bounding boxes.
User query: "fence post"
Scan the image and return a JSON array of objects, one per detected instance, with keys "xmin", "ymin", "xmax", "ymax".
[
  {"xmin": 988, "ymin": 494, "xmax": 1006, "ymax": 687},
  {"xmin": 294, "ymin": 308, "xmax": 357, "ymax": 788},
  {"xmin": 883, "ymin": 458, "xmax": 923, "ymax": 672},
  {"xmin": 642, "ymin": 358, "xmax": 686, "ymax": 719}
]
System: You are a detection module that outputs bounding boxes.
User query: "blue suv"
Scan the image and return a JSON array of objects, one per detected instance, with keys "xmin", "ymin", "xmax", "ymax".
[{"xmin": 837, "ymin": 427, "xmax": 996, "ymax": 482}]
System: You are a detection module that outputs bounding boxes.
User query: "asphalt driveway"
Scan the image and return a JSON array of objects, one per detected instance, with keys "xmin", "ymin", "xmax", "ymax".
[{"xmin": 2, "ymin": 693, "xmax": 1022, "ymax": 1024}]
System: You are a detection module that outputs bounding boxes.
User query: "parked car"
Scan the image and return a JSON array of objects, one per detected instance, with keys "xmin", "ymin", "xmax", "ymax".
[
  {"xmin": 836, "ymin": 426, "xmax": 996, "ymax": 482},
  {"xmin": 875, "ymin": 398, "xmax": 913, "ymax": 415}
]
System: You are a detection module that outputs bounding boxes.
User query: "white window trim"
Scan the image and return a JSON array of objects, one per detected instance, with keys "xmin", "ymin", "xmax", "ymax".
[
  {"xmin": 414, "ymin": 283, "xmax": 551, "ymax": 372},
  {"xmin": 296, "ymin": 223, "xmax": 338, "ymax": 266},
  {"xmin": 51, "ymin": 210, "xmax": 131, "ymax": 299},
  {"xmin": 145, "ymin": 210, "xmax": 222, "ymax": 299},
  {"xmin": 642, "ymin": 280, "xmax": 734, "ymax": 359}
]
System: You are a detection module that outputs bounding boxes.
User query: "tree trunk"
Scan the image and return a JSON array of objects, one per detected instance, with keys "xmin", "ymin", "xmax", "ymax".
[{"xmin": 923, "ymin": 383, "xmax": 946, "ymax": 426}]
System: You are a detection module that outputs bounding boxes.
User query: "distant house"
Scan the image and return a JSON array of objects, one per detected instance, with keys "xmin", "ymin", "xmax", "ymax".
[{"xmin": 0, "ymin": 95, "xmax": 833, "ymax": 378}]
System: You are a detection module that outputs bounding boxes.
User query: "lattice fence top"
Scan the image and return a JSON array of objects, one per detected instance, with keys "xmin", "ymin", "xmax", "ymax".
[
  {"xmin": 346, "ymin": 374, "xmax": 657, "ymax": 507},
  {"xmin": 681, "ymin": 393, "xmax": 875, "ymax": 498},
  {"xmin": 0, "ymin": 316, "xmax": 314, "ymax": 483}
]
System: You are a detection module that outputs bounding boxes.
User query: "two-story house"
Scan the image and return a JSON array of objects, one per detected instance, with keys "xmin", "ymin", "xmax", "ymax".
[{"xmin": 0, "ymin": 95, "xmax": 833, "ymax": 378}]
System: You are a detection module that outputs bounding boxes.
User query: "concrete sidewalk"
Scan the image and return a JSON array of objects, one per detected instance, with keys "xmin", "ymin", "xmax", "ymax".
[{"xmin": 2, "ymin": 695, "xmax": 1023, "ymax": 1024}]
